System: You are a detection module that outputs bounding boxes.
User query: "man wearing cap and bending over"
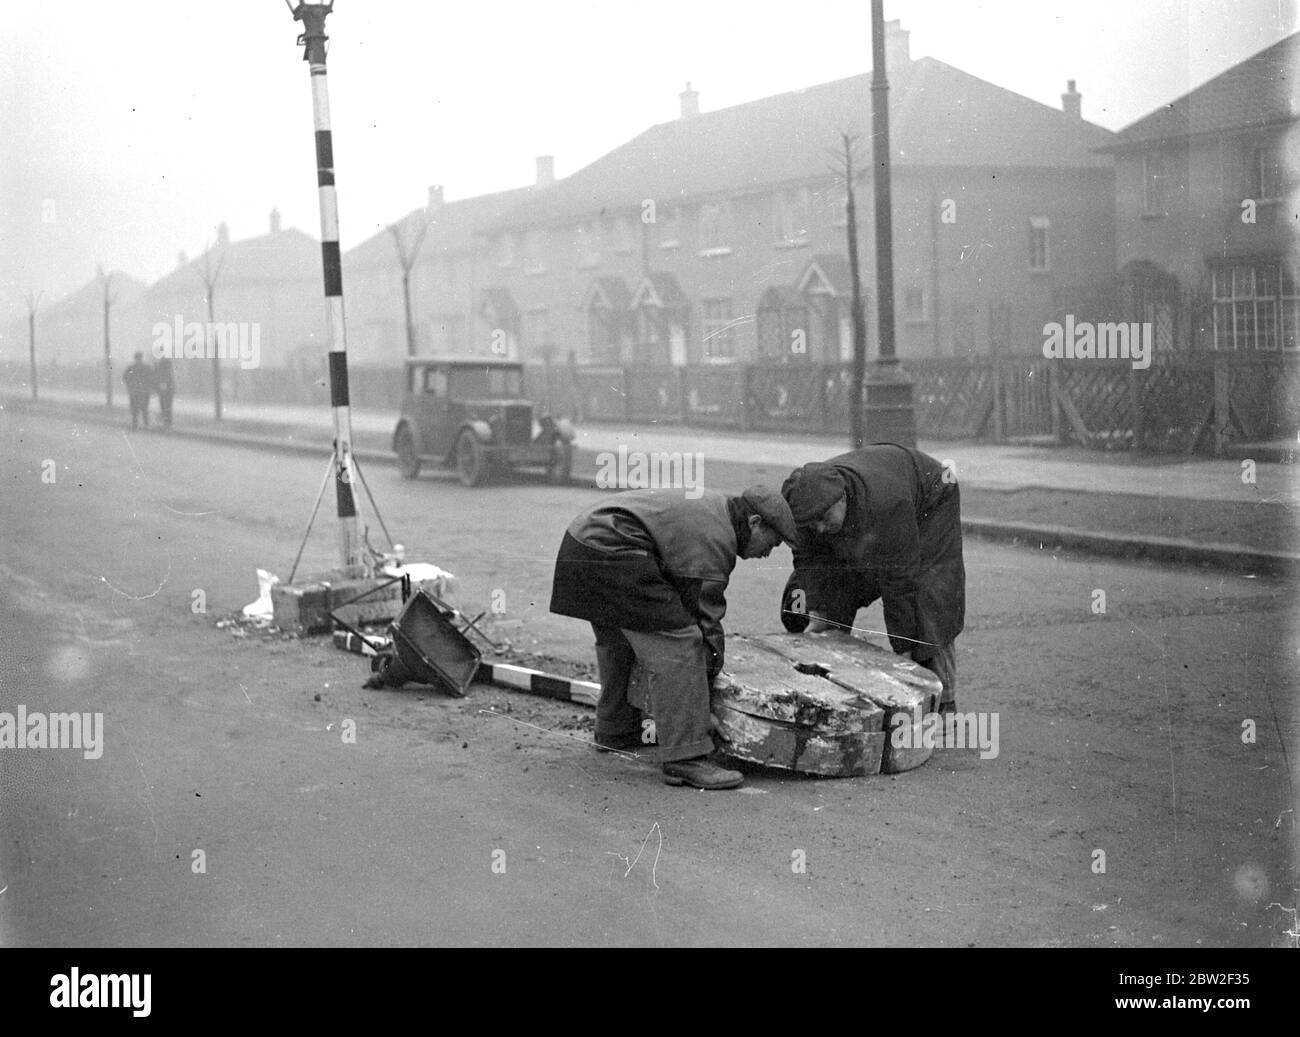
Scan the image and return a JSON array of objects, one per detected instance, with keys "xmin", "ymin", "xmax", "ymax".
[
  {"xmin": 780, "ymin": 445, "xmax": 965, "ymax": 714},
  {"xmin": 551, "ymin": 485, "xmax": 799, "ymax": 790}
]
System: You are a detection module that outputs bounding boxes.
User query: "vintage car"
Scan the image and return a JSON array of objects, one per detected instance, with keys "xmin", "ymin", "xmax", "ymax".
[{"xmin": 392, "ymin": 356, "xmax": 576, "ymax": 487}]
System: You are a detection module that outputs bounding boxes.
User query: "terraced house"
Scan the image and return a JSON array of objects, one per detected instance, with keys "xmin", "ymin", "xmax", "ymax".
[
  {"xmin": 476, "ymin": 22, "xmax": 1117, "ymax": 369},
  {"xmin": 1101, "ymin": 32, "xmax": 1300, "ymax": 352}
]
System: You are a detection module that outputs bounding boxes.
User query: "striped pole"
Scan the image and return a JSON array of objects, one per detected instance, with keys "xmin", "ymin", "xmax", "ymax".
[{"xmin": 288, "ymin": 0, "xmax": 362, "ymax": 573}]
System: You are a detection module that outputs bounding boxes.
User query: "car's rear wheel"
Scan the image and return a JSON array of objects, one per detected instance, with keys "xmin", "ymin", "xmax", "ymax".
[
  {"xmin": 546, "ymin": 439, "xmax": 573, "ymax": 485},
  {"xmin": 395, "ymin": 426, "xmax": 421, "ymax": 479},
  {"xmin": 456, "ymin": 430, "xmax": 490, "ymax": 487}
]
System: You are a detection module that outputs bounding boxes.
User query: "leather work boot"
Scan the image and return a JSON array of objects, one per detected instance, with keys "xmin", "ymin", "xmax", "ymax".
[{"xmin": 661, "ymin": 756, "xmax": 743, "ymax": 790}]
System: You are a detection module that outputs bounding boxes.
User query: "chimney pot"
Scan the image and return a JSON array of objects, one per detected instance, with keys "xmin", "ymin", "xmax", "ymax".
[
  {"xmin": 880, "ymin": 19, "xmax": 911, "ymax": 71},
  {"xmin": 1061, "ymin": 79, "xmax": 1082, "ymax": 119},
  {"xmin": 427, "ymin": 185, "xmax": 444, "ymax": 211},
  {"xmin": 536, "ymin": 155, "xmax": 555, "ymax": 186},
  {"xmin": 216, "ymin": 221, "xmax": 230, "ymax": 247},
  {"xmin": 679, "ymin": 81, "xmax": 700, "ymax": 119},
  {"xmin": 269, "ymin": 207, "xmax": 282, "ymax": 234}
]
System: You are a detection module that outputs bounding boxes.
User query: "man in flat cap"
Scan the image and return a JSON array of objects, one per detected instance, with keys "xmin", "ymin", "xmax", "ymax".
[
  {"xmin": 780, "ymin": 445, "xmax": 965, "ymax": 713},
  {"xmin": 551, "ymin": 484, "xmax": 799, "ymax": 790}
]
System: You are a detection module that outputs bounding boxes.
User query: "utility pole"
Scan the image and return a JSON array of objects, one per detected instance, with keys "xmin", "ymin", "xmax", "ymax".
[
  {"xmin": 286, "ymin": 0, "xmax": 362, "ymax": 574},
  {"xmin": 24, "ymin": 290, "xmax": 42, "ymax": 401},
  {"xmin": 99, "ymin": 267, "xmax": 116, "ymax": 408},
  {"xmin": 866, "ymin": 0, "xmax": 917, "ymax": 445},
  {"xmin": 835, "ymin": 133, "xmax": 868, "ymax": 448}
]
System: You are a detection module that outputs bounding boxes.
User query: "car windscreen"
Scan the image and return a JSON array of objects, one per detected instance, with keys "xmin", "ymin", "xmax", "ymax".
[{"xmin": 449, "ymin": 367, "xmax": 523, "ymax": 398}]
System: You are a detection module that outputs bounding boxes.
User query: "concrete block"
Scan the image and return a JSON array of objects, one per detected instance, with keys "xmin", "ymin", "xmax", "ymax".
[
  {"xmin": 271, "ymin": 572, "xmax": 406, "ymax": 636},
  {"xmin": 710, "ymin": 637, "xmax": 886, "ymax": 777},
  {"xmin": 751, "ymin": 633, "xmax": 943, "ymax": 773}
]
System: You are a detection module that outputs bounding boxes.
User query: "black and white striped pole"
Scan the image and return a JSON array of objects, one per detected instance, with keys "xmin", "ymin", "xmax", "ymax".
[{"xmin": 286, "ymin": 0, "xmax": 362, "ymax": 574}]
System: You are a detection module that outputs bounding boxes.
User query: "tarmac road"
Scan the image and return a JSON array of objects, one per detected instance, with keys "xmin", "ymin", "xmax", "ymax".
[{"xmin": 1, "ymin": 408, "xmax": 1296, "ymax": 946}]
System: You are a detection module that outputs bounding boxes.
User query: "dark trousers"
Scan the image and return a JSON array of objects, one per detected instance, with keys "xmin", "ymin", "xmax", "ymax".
[
  {"xmin": 157, "ymin": 389, "xmax": 173, "ymax": 427},
  {"xmin": 128, "ymin": 391, "xmax": 150, "ymax": 429},
  {"xmin": 591, "ymin": 623, "xmax": 715, "ymax": 763}
]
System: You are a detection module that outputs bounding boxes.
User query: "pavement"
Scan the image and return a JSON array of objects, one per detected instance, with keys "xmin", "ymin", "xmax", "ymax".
[{"xmin": 7, "ymin": 385, "xmax": 1299, "ymax": 574}]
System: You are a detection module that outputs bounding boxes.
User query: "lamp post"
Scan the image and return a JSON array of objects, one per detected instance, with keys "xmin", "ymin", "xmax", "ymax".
[
  {"xmin": 865, "ymin": 0, "xmax": 917, "ymax": 446},
  {"xmin": 285, "ymin": 0, "xmax": 362, "ymax": 574}
]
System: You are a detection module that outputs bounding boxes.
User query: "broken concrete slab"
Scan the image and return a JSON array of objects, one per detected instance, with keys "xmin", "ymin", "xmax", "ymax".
[
  {"xmin": 710, "ymin": 637, "xmax": 887, "ymax": 777},
  {"xmin": 751, "ymin": 633, "xmax": 943, "ymax": 774}
]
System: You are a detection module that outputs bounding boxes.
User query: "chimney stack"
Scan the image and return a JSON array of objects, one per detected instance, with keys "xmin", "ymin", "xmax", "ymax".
[
  {"xmin": 269, "ymin": 207, "xmax": 282, "ymax": 234},
  {"xmin": 881, "ymin": 19, "xmax": 911, "ymax": 72},
  {"xmin": 427, "ymin": 185, "xmax": 444, "ymax": 212},
  {"xmin": 1061, "ymin": 79, "xmax": 1082, "ymax": 119},
  {"xmin": 216, "ymin": 221, "xmax": 230, "ymax": 247},
  {"xmin": 536, "ymin": 155, "xmax": 555, "ymax": 186},
  {"xmin": 679, "ymin": 81, "xmax": 699, "ymax": 119}
]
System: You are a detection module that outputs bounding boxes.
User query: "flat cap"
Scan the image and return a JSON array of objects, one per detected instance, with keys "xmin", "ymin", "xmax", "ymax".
[
  {"xmin": 781, "ymin": 462, "xmax": 847, "ymax": 524},
  {"xmin": 740, "ymin": 484, "xmax": 799, "ymax": 544}
]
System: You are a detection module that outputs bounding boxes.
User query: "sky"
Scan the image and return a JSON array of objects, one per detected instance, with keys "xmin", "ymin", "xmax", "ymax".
[{"xmin": 1, "ymin": 0, "xmax": 1295, "ymax": 320}]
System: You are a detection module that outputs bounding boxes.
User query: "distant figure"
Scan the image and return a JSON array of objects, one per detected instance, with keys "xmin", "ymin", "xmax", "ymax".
[
  {"xmin": 122, "ymin": 352, "xmax": 155, "ymax": 430},
  {"xmin": 154, "ymin": 356, "xmax": 175, "ymax": 429}
]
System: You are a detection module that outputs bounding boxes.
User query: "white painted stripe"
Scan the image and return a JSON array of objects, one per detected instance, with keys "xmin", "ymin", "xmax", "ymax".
[
  {"xmin": 310, "ymin": 73, "xmax": 332, "ymax": 131},
  {"xmin": 317, "ymin": 186, "xmax": 340, "ymax": 241},
  {"xmin": 326, "ymin": 296, "xmax": 345, "ymax": 352}
]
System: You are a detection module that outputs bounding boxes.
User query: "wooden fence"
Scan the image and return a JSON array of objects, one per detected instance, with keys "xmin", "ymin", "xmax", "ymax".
[
  {"xmin": 526, "ymin": 355, "xmax": 1300, "ymax": 455},
  {"xmin": 14, "ymin": 352, "xmax": 1298, "ymax": 455}
]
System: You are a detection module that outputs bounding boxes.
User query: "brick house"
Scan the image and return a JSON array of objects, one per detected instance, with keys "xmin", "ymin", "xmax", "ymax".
[
  {"xmin": 1102, "ymin": 33, "xmax": 1300, "ymax": 352},
  {"xmin": 342, "ymin": 178, "xmax": 547, "ymax": 365},
  {"xmin": 478, "ymin": 22, "xmax": 1117, "ymax": 366},
  {"xmin": 142, "ymin": 212, "xmax": 326, "ymax": 371}
]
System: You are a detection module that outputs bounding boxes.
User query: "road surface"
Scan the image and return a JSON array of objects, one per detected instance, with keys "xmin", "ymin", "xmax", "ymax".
[{"xmin": 1, "ymin": 408, "xmax": 1295, "ymax": 946}]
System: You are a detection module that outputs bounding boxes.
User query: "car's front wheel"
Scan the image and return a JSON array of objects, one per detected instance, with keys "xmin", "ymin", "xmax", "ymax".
[
  {"xmin": 546, "ymin": 439, "xmax": 573, "ymax": 485},
  {"xmin": 395, "ymin": 426, "xmax": 421, "ymax": 479},
  {"xmin": 456, "ymin": 429, "xmax": 490, "ymax": 487}
]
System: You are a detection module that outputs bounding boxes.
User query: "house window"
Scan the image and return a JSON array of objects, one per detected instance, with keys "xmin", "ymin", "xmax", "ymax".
[
  {"xmin": 1029, "ymin": 217, "xmax": 1050, "ymax": 272},
  {"xmin": 498, "ymin": 233, "xmax": 516, "ymax": 268},
  {"xmin": 903, "ymin": 285, "xmax": 928, "ymax": 322},
  {"xmin": 774, "ymin": 188, "xmax": 811, "ymax": 244},
  {"xmin": 658, "ymin": 207, "xmax": 683, "ymax": 250},
  {"xmin": 611, "ymin": 217, "xmax": 635, "ymax": 254},
  {"xmin": 698, "ymin": 203, "xmax": 731, "ymax": 256},
  {"xmin": 436, "ymin": 316, "xmax": 465, "ymax": 354},
  {"xmin": 1142, "ymin": 151, "xmax": 1166, "ymax": 215},
  {"xmin": 524, "ymin": 229, "xmax": 547, "ymax": 274},
  {"xmin": 1211, "ymin": 259, "xmax": 1298, "ymax": 350},
  {"xmin": 702, "ymin": 298, "xmax": 737, "ymax": 360},
  {"xmin": 525, "ymin": 308, "xmax": 551, "ymax": 359},
  {"xmin": 1249, "ymin": 145, "xmax": 1282, "ymax": 201},
  {"xmin": 575, "ymin": 222, "xmax": 600, "ymax": 268}
]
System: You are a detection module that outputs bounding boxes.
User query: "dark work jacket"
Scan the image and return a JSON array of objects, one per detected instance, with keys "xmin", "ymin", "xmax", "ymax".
[
  {"xmin": 550, "ymin": 489, "xmax": 738, "ymax": 678},
  {"xmin": 787, "ymin": 444, "xmax": 964, "ymax": 662}
]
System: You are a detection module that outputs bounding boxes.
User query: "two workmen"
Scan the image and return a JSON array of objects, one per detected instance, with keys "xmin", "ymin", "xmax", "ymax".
[{"xmin": 550, "ymin": 443, "xmax": 966, "ymax": 790}]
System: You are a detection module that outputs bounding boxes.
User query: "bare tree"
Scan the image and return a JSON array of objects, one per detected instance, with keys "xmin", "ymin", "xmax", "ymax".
[
  {"xmin": 388, "ymin": 214, "xmax": 429, "ymax": 357},
  {"xmin": 195, "ymin": 243, "xmax": 227, "ymax": 421},
  {"xmin": 99, "ymin": 267, "xmax": 116, "ymax": 408},
  {"xmin": 23, "ymin": 289, "xmax": 42, "ymax": 401},
  {"xmin": 832, "ymin": 131, "xmax": 869, "ymax": 448}
]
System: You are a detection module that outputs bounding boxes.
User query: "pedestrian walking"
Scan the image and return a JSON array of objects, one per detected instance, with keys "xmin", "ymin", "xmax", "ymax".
[
  {"xmin": 550, "ymin": 485, "xmax": 798, "ymax": 789},
  {"xmin": 154, "ymin": 356, "xmax": 175, "ymax": 429},
  {"xmin": 122, "ymin": 352, "xmax": 155, "ymax": 430}
]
